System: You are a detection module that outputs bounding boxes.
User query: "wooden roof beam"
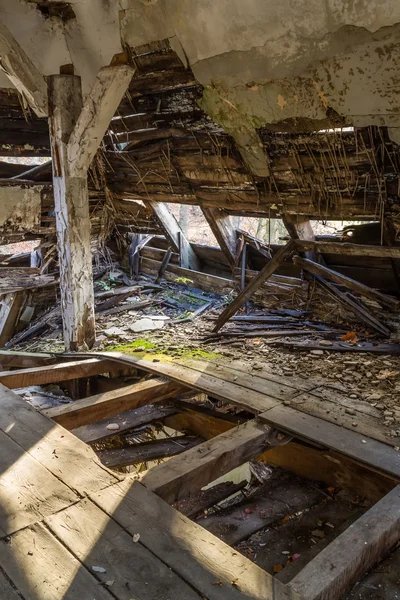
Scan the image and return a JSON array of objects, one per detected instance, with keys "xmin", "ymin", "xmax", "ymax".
[{"xmin": 0, "ymin": 19, "xmax": 48, "ymax": 118}]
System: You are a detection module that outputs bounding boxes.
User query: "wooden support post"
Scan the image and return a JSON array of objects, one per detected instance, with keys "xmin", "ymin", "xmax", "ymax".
[
  {"xmin": 48, "ymin": 65, "xmax": 134, "ymax": 350},
  {"xmin": 201, "ymin": 207, "xmax": 237, "ymax": 267},
  {"xmin": 48, "ymin": 74, "xmax": 95, "ymax": 351},
  {"xmin": 213, "ymin": 240, "xmax": 296, "ymax": 332},
  {"xmin": 0, "ymin": 20, "xmax": 48, "ymax": 117},
  {"xmin": 147, "ymin": 200, "xmax": 201, "ymax": 270}
]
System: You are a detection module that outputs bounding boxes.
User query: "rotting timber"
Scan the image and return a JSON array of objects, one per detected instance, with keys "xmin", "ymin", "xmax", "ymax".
[{"xmin": 0, "ymin": 22, "xmax": 400, "ymax": 600}]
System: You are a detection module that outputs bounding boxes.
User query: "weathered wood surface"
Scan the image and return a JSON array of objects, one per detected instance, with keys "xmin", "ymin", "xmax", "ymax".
[
  {"xmin": 289, "ymin": 485, "xmax": 400, "ymax": 600},
  {"xmin": 0, "ymin": 357, "xmax": 117, "ymax": 389},
  {"xmin": 48, "ymin": 74, "xmax": 96, "ymax": 351},
  {"xmin": 0, "ymin": 383, "xmax": 120, "ymax": 494},
  {"xmin": 0, "ymin": 523, "xmax": 114, "ymax": 600},
  {"xmin": 45, "ymin": 498, "xmax": 200, "ymax": 600},
  {"xmin": 85, "ymin": 351, "xmax": 282, "ymax": 413},
  {"xmin": 45, "ymin": 378, "xmax": 185, "ymax": 429},
  {"xmin": 71, "ymin": 403, "xmax": 177, "ymax": 444},
  {"xmin": 259, "ymin": 405, "xmax": 400, "ymax": 479},
  {"xmin": 98, "ymin": 435, "xmax": 201, "ymax": 468},
  {"xmin": 91, "ymin": 480, "xmax": 294, "ymax": 600},
  {"xmin": 142, "ymin": 421, "xmax": 271, "ymax": 503},
  {"xmin": 0, "ymin": 428, "xmax": 77, "ymax": 535},
  {"xmin": 68, "ymin": 65, "xmax": 135, "ymax": 177},
  {"xmin": 214, "ymin": 240, "xmax": 296, "ymax": 331}
]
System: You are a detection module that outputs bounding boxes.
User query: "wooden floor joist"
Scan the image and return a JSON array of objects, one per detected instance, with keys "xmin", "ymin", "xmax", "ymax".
[
  {"xmin": 0, "ymin": 357, "xmax": 119, "ymax": 389},
  {"xmin": 44, "ymin": 378, "xmax": 187, "ymax": 429},
  {"xmin": 142, "ymin": 420, "xmax": 273, "ymax": 503}
]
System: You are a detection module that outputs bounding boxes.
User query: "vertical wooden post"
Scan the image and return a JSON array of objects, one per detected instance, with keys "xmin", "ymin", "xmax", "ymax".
[
  {"xmin": 48, "ymin": 75, "xmax": 95, "ymax": 350},
  {"xmin": 282, "ymin": 214, "xmax": 316, "ymax": 260}
]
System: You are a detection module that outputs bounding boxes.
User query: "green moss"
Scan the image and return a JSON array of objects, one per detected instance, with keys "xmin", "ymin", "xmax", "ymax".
[{"xmin": 108, "ymin": 338, "xmax": 156, "ymax": 354}]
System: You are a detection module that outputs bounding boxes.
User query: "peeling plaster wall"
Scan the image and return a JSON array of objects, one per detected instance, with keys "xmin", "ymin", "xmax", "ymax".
[
  {"xmin": 0, "ymin": 185, "xmax": 42, "ymax": 231},
  {"xmin": 121, "ymin": 1, "xmax": 400, "ymax": 170}
]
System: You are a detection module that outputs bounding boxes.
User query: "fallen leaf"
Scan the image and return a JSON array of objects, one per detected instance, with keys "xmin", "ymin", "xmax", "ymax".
[
  {"xmin": 105, "ymin": 580, "xmax": 115, "ymax": 587},
  {"xmin": 212, "ymin": 580, "xmax": 223, "ymax": 586},
  {"xmin": 273, "ymin": 564, "xmax": 284, "ymax": 573},
  {"xmin": 281, "ymin": 515, "xmax": 290, "ymax": 523},
  {"xmin": 341, "ymin": 331, "xmax": 359, "ymax": 343},
  {"xmin": 132, "ymin": 533, "xmax": 140, "ymax": 543}
]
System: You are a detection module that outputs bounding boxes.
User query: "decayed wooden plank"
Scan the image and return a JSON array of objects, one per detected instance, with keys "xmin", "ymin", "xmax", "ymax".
[
  {"xmin": 259, "ymin": 405, "xmax": 400, "ymax": 479},
  {"xmin": 90, "ymin": 481, "xmax": 296, "ymax": 600},
  {"xmin": 0, "ymin": 524, "xmax": 114, "ymax": 600},
  {"xmin": 98, "ymin": 436, "xmax": 201, "ymax": 468},
  {"xmin": 294, "ymin": 255, "xmax": 400, "ymax": 310},
  {"xmin": 213, "ymin": 240, "xmax": 296, "ymax": 331},
  {"xmin": 71, "ymin": 403, "xmax": 177, "ymax": 444},
  {"xmin": 142, "ymin": 421, "xmax": 271, "ymax": 503},
  {"xmin": 0, "ymin": 350, "xmax": 60, "ymax": 369},
  {"xmin": 46, "ymin": 498, "xmax": 200, "ymax": 600},
  {"xmin": 44, "ymin": 378, "xmax": 185, "ymax": 429},
  {"xmin": 0, "ymin": 429, "xmax": 77, "ymax": 535},
  {"xmin": 89, "ymin": 352, "xmax": 281, "ymax": 413},
  {"xmin": 289, "ymin": 485, "xmax": 400, "ymax": 600},
  {"xmin": 0, "ymin": 357, "xmax": 118, "ymax": 389},
  {"xmin": 0, "ymin": 383, "xmax": 120, "ymax": 494}
]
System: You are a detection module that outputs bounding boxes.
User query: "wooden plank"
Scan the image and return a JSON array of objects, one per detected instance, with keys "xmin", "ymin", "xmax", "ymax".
[
  {"xmin": 98, "ymin": 435, "xmax": 201, "ymax": 468},
  {"xmin": 68, "ymin": 65, "xmax": 135, "ymax": 177},
  {"xmin": 288, "ymin": 485, "xmax": 400, "ymax": 600},
  {"xmin": 177, "ymin": 357, "xmax": 315, "ymax": 400},
  {"xmin": 0, "ymin": 429, "xmax": 77, "ymax": 535},
  {"xmin": 0, "ymin": 383, "xmax": 120, "ymax": 494},
  {"xmin": 0, "ymin": 357, "xmax": 118, "ymax": 389},
  {"xmin": 0, "ymin": 524, "xmax": 114, "ymax": 600},
  {"xmin": 259, "ymin": 405, "xmax": 400, "ymax": 479},
  {"xmin": 0, "ymin": 20, "xmax": 48, "ymax": 117},
  {"xmin": 44, "ymin": 378, "xmax": 185, "ymax": 429},
  {"xmin": 0, "ymin": 350, "xmax": 59, "ymax": 369},
  {"xmin": 71, "ymin": 403, "xmax": 177, "ymax": 444},
  {"xmin": 273, "ymin": 339, "xmax": 400, "ymax": 354},
  {"xmin": 294, "ymin": 255, "xmax": 399, "ymax": 309},
  {"xmin": 90, "ymin": 481, "xmax": 295, "ymax": 600},
  {"xmin": 296, "ymin": 240, "xmax": 400, "ymax": 258},
  {"xmin": 164, "ymin": 401, "xmax": 244, "ymax": 439},
  {"xmin": 45, "ymin": 498, "xmax": 200, "ymax": 600},
  {"xmin": 213, "ymin": 240, "xmax": 296, "ymax": 332},
  {"xmin": 84, "ymin": 351, "xmax": 282, "ymax": 413},
  {"xmin": 291, "ymin": 386, "xmax": 400, "ymax": 446},
  {"xmin": 141, "ymin": 421, "xmax": 271, "ymax": 503}
]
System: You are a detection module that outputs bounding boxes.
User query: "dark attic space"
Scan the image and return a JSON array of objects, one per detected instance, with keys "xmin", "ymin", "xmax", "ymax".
[{"xmin": 0, "ymin": 2, "xmax": 399, "ymax": 600}]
